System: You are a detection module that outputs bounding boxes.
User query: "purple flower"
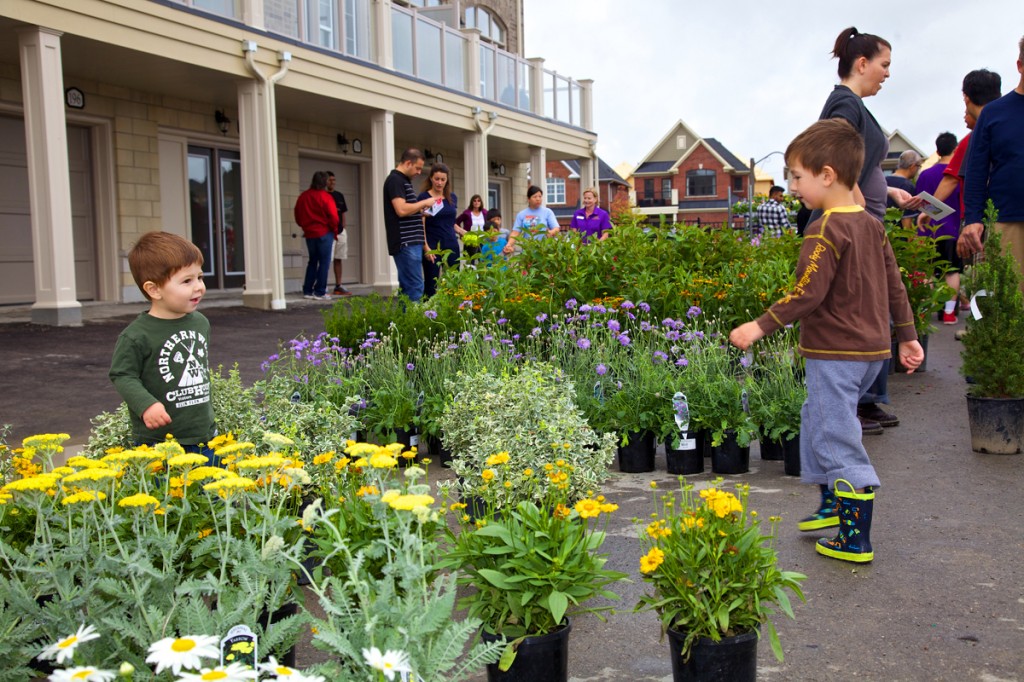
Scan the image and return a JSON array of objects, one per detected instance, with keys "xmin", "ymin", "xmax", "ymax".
[
  {"xmin": 621, "ymin": 300, "xmax": 635, "ymax": 310},
  {"xmin": 638, "ymin": 302, "xmax": 651, "ymax": 312},
  {"xmin": 740, "ymin": 355, "xmax": 752, "ymax": 368},
  {"xmin": 653, "ymin": 350, "xmax": 668, "ymax": 364},
  {"xmin": 640, "ymin": 321, "xmax": 653, "ymax": 332},
  {"xmin": 751, "ymin": 236, "xmax": 761, "ymax": 247},
  {"xmin": 459, "ymin": 300, "xmax": 471, "ymax": 309},
  {"xmin": 536, "ymin": 313, "xmax": 548, "ymax": 323},
  {"xmin": 565, "ymin": 298, "xmax": 578, "ymax": 310},
  {"xmin": 665, "ymin": 330, "xmax": 680, "ymax": 341},
  {"xmin": 512, "ymin": 334, "xmax": 521, "ymax": 341},
  {"xmin": 531, "ymin": 327, "xmax": 542, "ymax": 336},
  {"xmin": 687, "ymin": 306, "xmax": 702, "ymax": 319},
  {"xmin": 460, "ymin": 331, "xmax": 473, "ymax": 343},
  {"xmin": 406, "ymin": 363, "xmax": 415, "ymax": 371},
  {"xmin": 596, "ymin": 363, "xmax": 608, "ymax": 376},
  {"xmin": 491, "ymin": 348, "xmax": 500, "ymax": 358},
  {"xmin": 676, "ymin": 357, "xmax": 689, "ymax": 367},
  {"xmin": 607, "ymin": 320, "xmax": 621, "ymax": 332},
  {"xmin": 424, "ymin": 309, "xmax": 438, "ymax": 319},
  {"xmin": 593, "ymin": 304, "xmax": 607, "ymax": 314},
  {"xmin": 616, "ymin": 381, "xmax": 623, "ymax": 390},
  {"xmin": 484, "ymin": 334, "xmax": 494, "ymax": 341},
  {"xmin": 577, "ymin": 338, "xmax": 591, "ymax": 350},
  {"xmin": 497, "ymin": 317, "xmax": 508, "ymax": 325},
  {"xmin": 366, "ymin": 331, "xmax": 378, "ymax": 338},
  {"xmin": 617, "ymin": 334, "xmax": 631, "ymax": 346},
  {"xmin": 448, "ymin": 343, "xmax": 459, "ymax": 350},
  {"xmin": 580, "ymin": 304, "xmax": 593, "ymax": 313}
]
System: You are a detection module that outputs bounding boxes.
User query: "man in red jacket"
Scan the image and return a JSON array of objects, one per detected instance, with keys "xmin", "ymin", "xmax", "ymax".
[{"xmin": 294, "ymin": 171, "xmax": 339, "ymax": 300}]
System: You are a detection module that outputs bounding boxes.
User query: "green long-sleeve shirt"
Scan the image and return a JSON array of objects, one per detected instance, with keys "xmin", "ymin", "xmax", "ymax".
[{"xmin": 109, "ymin": 312, "xmax": 214, "ymax": 445}]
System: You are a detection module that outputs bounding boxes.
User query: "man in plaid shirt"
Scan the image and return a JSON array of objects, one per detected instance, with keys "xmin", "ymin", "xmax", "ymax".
[{"xmin": 756, "ymin": 185, "xmax": 792, "ymax": 238}]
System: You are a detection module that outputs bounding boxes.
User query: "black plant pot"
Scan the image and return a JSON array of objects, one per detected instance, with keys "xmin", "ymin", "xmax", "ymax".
[
  {"xmin": 759, "ymin": 432, "xmax": 799, "ymax": 462},
  {"xmin": 665, "ymin": 436, "xmax": 704, "ymax": 475},
  {"xmin": 424, "ymin": 434, "xmax": 453, "ymax": 467},
  {"xmin": 783, "ymin": 433, "xmax": 801, "ymax": 476},
  {"xmin": 710, "ymin": 430, "xmax": 749, "ymax": 475},
  {"xmin": 481, "ymin": 620, "xmax": 571, "ymax": 682},
  {"xmin": 667, "ymin": 627, "xmax": 758, "ymax": 682},
  {"xmin": 966, "ymin": 395, "xmax": 1024, "ymax": 454},
  {"xmin": 389, "ymin": 426, "xmax": 420, "ymax": 466},
  {"xmin": 617, "ymin": 431, "xmax": 656, "ymax": 473},
  {"xmin": 257, "ymin": 601, "xmax": 300, "ymax": 668}
]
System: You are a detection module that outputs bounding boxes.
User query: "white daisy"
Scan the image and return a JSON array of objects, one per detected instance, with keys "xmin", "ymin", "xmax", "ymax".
[
  {"xmin": 48, "ymin": 667, "xmax": 116, "ymax": 682},
  {"xmin": 39, "ymin": 624, "xmax": 101, "ymax": 664},
  {"xmin": 173, "ymin": 662, "xmax": 259, "ymax": 681},
  {"xmin": 258, "ymin": 656, "xmax": 325, "ymax": 681},
  {"xmin": 362, "ymin": 647, "xmax": 412, "ymax": 681},
  {"xmin": 146, "ymin": 634, "xmax": 220, "ymax": 674}
]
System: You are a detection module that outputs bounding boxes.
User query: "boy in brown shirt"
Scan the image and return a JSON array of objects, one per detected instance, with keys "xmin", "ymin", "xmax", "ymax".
[{"xmin": 730, "ymin": 119, "xmax": 924, "ymax": 563}]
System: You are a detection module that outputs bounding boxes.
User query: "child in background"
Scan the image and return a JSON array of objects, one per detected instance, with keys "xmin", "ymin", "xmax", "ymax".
[
  {"xmin": 480, "ymin": 208, "xmax": 508, "ymax": 267},
  {"xmin": 109, "ymin": 232, "xmax": 216, "ymax": 457},
  {"xmin": 729, "ymin": 119, "xmax": 924, "ymax": 563}
]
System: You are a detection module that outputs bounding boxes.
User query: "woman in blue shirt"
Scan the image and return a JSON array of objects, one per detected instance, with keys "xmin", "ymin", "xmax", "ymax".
[
  {"xmin": 503, "ymin": 185, "xmax": 560, "ymax": 255},
  {"xmin": 418, "ymin": 163, "xmax": 459, "ymax": 299}
]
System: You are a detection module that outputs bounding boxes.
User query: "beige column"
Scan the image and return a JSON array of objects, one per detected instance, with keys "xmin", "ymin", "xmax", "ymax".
[
  {"xmin": 375, "ymin": 0, "xmax": 394, "ymax": 69},
  {"xmin": 529, "ymin": 146, "xmax": 546, "ymax": 188},
  {"xmin": 579, "ymin": 78, "xmax": 595, "ymax": 131},
  {"xmin": 463, "ymin": 132, "xmax": 487, "ymax": 204},
  {"xmin": 240, "ymin": 44, "xmax": 289, "ymax": 310},
  {"xmin": 464, "ymin": 28, "xmax": 482, "ymax": 97},
  {"xmin": 19, "ymin": 27, "xmax": 81, "ymax": 326},
  {"xmin": 369, "ymin": 110, "xmax": 397, "ymax": 294}
]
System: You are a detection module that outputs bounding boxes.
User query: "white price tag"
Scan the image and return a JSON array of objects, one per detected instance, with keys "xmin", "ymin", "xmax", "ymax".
[
  {"xmin": 409, "ymin": 434, "xmax": 419, "ymax": 447},
  {"xmin": 679, "ymin": 437, "xmax": 696, "ymax": 451}
]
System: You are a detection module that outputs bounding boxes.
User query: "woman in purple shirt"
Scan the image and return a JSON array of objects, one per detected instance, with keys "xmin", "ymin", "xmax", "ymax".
[{"xmin": 570, "ymin": 187, "xmax": 612, "ymax": 244}]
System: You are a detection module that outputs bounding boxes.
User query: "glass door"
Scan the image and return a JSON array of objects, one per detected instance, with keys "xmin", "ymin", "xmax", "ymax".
[{"xmin": 187, "ymin": 146, "xmax": 244, "ymax": 289}]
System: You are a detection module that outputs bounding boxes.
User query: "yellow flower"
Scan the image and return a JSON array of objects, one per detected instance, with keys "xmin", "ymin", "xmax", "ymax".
[
  {"xmin": 503, "ymin": 481, "xmax": 512, "ymax": 489},
  {"xmin": 369, "ymin": 452, "xmax": 399, "ymax": 469},
  {"xmin": 166, "ymin": 453, "xmax": 209, "ymax": 468},
  {"xmin": 203, "ymin": 477, "xmax": 256, "ymax": 494},
  {"xmin": 118, "ymin": 493, "xmax": 160, "ymax": 509},
  {"xmin": 197, "ymin": 528, "xmax": 213, "ymax": 539},
  {"xmin": 555, "ymin": 459, "xmax": 566, "ymax": 467},
  {"xmin": 554, "ymin": 504, "xmax": 570, "ymax": 519},
  {"xmin": 214, "ymin": 442, "xmax": 256, "ymax": 458},
  {"xmin": 485, "ymin": 452, "xmax": 510, "ymax": 466},
  {"xmin": 575, "ymin": 499, "xmax": 601, "ymax": 519},
  {"xmin": 380, "ymin": 489, "xmax": 401, "ymax": 504},
  {"xmin": 387, "ymin": 493, "xmax": 435, "ymax": 511},
  {"xmin": 345, "ymin": 442, "xmax": 379, "ymax": 457},
  {"xmin": 481, "ymin": 469, "xmax": 495, "ymax": 482},
  {"xmin": 640, "ymin": 547, "xmax": 665, "ymax": 574},
  {"xmin": 649, "ymin": 481, "xmax": 658, "ymax": 489},
  {"xmin": 522, "ymin": 468, "xmax": 533, "ymax": 477},
  {"xmin": 235, "ymin": 455, "xmax": 291, "ymax": 470},
  {"xmin": 313, "ymin": 452, "xmax": 335, "ymax": 465},
  {"xmin": 334, "ymin": 457, "xmax": 352, "ymax": 471},
  {"xmin": 4, "ymin": 474, "xmax": 61, "ymax": 492},
  {"xmin": 600, "ymin": 503, "xmax": 619, "ymax": 513},
  {"xmin": 102, "ymin": 448, "xmax": 164, "ymax": 464},
  {"xmin": 700, "ymin": 488, "xmax": 743, "ymax": 518},
  {"xmin": 449, "ymin": 502, "xmax": 467, "ymax": 511},
  {"xmin": 356, "ymin": 485, "xmax": 380, "ymax": 497},
  {"xmin": 352, "ymin": 457, "xmax": 369, "ymax": 468},
  {"xmin": 61, "ymin": 490, "xmax": 106, "ymax": 505},
  {"xmin": 400, "ymin": 448, "xmax": 417, "ymax": 460},
  {"xmin": 22, "ymin": 433, "xmax": 70, "ymax": 449},
  {"xmin": 185, "ymin": 467, "xmax": 232, "ymax": 482}
]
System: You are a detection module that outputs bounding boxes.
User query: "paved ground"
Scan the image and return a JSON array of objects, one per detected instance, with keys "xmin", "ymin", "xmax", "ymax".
[{"xmin": 1, "ymin": 298, "xmax": 1022, "ymax": 681}]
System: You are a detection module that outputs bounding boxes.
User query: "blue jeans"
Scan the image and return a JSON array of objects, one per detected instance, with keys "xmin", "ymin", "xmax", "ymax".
[
  {"xmin": 393, "ymin": 244, "xmax": 425, "ymax": 302},
  {"xmin": 303, "ymin": 234, "xmax": 333, "ymax": 296}
]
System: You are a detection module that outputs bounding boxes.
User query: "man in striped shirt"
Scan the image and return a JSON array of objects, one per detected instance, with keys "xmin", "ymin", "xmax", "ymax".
[{"xmin": 383, "ymin": 148, "xmax": 436, "ymax": 302}]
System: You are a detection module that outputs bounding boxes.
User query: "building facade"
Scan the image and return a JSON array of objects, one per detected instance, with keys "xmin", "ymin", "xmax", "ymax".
[
  {"xmin": 543, "ymin": 157, "xmax": 628, "ymax": 227},
  {"xmin": 0, "ymin": 0, "xmax": 597, "ymax": 324}
]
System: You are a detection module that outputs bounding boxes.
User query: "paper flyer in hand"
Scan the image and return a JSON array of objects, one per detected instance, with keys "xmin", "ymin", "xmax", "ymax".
[
  {"xmin": 426, "ymin": 198, "xmax": 444, "ymax": 216},
  {"xmin": 916, "ymin": 192, "xmax": 954, "ymax": 221}
]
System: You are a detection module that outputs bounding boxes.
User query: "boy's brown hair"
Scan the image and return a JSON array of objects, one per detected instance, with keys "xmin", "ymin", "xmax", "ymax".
[
  {"xmin": 128, "ymin": 231, "xmax": 204, "ymax": 300},
  {"xmin": 785, "ymin": 118, "xmax": 864, "ymax": 190}
]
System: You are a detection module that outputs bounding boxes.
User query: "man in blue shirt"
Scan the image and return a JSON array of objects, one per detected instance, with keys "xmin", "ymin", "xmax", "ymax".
[{"xmin": 959, "ymin": 36, "xmax": 1024, "ymax": 293}]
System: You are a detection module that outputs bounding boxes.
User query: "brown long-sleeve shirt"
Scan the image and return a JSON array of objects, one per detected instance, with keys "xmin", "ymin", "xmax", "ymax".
[{"xmin": 756, "ymin": 206, "xmax": 917, "ymax": 362}]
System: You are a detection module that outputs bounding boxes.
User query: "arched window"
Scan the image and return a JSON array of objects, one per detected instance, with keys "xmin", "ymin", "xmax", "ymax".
[
  {"xmin": 686, "ymin": 169, "xmax": 716, "ymax": 197},
  {"xmin": 464, "ymin": 5, "xmax": 506, "ymax": 46}
]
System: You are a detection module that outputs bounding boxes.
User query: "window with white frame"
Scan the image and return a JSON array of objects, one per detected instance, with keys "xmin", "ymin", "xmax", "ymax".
[
  {"xmin": 464, "ymin": 5, "xmax": 506, "ymax": 46},
  {"xmin": 546, "ymin": 177, "xmax": 566, "ymax": 205}
]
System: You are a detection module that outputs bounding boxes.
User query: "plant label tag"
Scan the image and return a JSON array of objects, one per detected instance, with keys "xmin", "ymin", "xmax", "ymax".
[
  {"xmin": 350, "ymin": 431, "xmax": 358, "ymax": 442},
  {"xmin": 741, "ymin": 389, "xmax": 749, "ymax": 414},
  {"xmin": 221, "ymin": 625, "xmax": 257, "ymax": 668},
  {"xmin": 673, "ymin": 392, "xmax": 690, "ymax": 434},
  {"xmin": 409, "ymin": 434, "xmax": 419, "ymax": 447},
  {"xmin": 970, "ymin": 289, "xmax": 988, "ymax": 320},
  {"xmin": 679, "ymin": 436, "xmax": 697, "ymax": 451},
  {"xmin": 594, "ymin": 381, "xmax": 605, "ymax": 404}
]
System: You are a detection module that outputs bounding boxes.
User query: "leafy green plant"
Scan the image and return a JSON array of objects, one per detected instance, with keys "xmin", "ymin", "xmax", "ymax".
[
  {"xmin": 886, "ymin": 207, "xmax": 953, "ymax": 336},
  {"xmin": 636, "ymin": 478, "xmax": 806, "ymax": 662},
  {"xmin": 442, "ymin": 480, "xmax": 627, "ymax": 644},
  {"xmin": 961, "ymin": 206, "xmax": 1024, "ymax": 398},
  {"xmin": 747, "ymin": 331, "xmax": 806, "ymax": 442},
  {"xmin": 438, "ymin": 363, "xmax": 616, "ymax": 507}
]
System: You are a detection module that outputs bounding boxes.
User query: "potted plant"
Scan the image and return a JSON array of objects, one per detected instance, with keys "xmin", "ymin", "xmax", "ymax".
[
  {"xmin": 636, "ymin": 478, "xmax": 806, "ymax": 681},
  {"xmin": 960, "ymin": 210, "xmax": 1024, "ymax": 454},
  {"xmin": 747, "ymin": 333, "xmax": 805, "ymax": 474},
  {"xmin": 438, "ymin": 363, "xmax": 617, "ymax": 509},
  {"xmin": 442, "ymin": 467, "xmax": 627, "ymax": 682},
  {"xmin": 359, "ymin": 331, "xmax": 421, "ymax": 455}
]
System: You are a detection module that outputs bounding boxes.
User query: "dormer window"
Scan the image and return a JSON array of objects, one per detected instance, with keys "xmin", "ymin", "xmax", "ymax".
[{"xmin": 464, "ymin": 5, "xmax": 506, "ymax": 47}]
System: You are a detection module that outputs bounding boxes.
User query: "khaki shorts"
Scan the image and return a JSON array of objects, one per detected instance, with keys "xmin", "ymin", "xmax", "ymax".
[
  {"xmin": 331, "ymin": 229, "xmax": 348, "ymax": 261},
  {"xmin": 992, "ymin": 221, "xmax": 1024, "ymax": 294}
]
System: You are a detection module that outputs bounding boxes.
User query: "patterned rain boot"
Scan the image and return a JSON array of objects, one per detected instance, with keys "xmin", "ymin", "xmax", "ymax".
[
  {"xmin": 816, "ymin": 479, "xmax": 874, "ymax": 563},
  {"xmin": 798, "ymin": 484, "xmax": 839, "ymax": 531}
]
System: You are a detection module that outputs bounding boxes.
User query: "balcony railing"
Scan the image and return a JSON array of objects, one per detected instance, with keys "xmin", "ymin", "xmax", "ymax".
[
  {"xmin": 163, "ymin": 0, "xmax": 586, "ymax": 126},
  {"xmin": 635, "ymin": 189, "xmax": 677, "ymax": 208}
]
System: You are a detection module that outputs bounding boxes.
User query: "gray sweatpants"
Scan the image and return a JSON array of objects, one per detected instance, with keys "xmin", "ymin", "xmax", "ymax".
[{"xmin": 800, "ymin": 358, "xmax": 884, "ymax": 490}]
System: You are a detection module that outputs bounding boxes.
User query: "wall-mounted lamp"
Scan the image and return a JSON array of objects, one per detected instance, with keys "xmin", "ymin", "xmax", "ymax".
[
  {"xmin": 215, "ymin": 110, "xmax": 231, "ymax": 136},
  {"xmin": 337, "ymin": 133, "xmax": 350, "ymax": 154},
  {"xmin": 490, "ymin": 161, "xmax": 506, "ymax": 176},
  {"xmin": 424, "ymin": 148, "xmax": 444, "ymax": 164}
]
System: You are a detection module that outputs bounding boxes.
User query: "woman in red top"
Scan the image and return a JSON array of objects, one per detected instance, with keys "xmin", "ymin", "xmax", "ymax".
[{"xmin": 294, "ymin": 171, "xmax": 339, "ymax": 300}]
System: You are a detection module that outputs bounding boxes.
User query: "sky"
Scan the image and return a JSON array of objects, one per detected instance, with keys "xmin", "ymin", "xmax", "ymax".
[{"xmin": 523, "ymin": 0, "xmax": 1024, "ymax": 189}]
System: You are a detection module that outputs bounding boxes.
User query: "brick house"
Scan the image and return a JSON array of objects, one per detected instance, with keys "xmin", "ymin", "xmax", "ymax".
[
  {"xmin": 543, "ymin": 158, "xmax": 630, "ymax": 227},
  {"xmin": 629, "ymin": 120, "xmax": 751, "ymax": 227}
]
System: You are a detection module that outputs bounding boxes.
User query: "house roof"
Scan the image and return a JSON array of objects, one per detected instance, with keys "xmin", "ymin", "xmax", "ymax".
[
  {"xmin": 561, "ymin": 158, "xmax": 629, "ymax": 186},
  {"xmin": 703, "ymin": 138, "xmax": 749, "ymax": 173},
  {"xmin": 633, "ymin": 160, "xmax": 676, "ymax": 174}
]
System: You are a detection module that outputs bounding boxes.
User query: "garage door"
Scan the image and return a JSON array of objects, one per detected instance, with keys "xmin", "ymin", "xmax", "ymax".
[
  {"xmin": 297, "ymin": 158, "xmax": 362, "ymax": 283},
  {"xmin": 0, "ymin": 115, "xmax": 97, "ymax": 304}
]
